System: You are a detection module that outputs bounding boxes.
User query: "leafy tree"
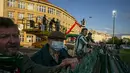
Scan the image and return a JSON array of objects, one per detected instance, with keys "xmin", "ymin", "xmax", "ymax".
[
  {"xmin": 106, "ymin": 36, "xmax": 122, "ymax": 44},
  {"xmin": 122, "ymin": 38, "xmax": 130, "ymax": 45}
]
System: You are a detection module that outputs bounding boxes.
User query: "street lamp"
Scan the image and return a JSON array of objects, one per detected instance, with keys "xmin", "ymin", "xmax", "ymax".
[
  {"xmin": 81, "ymin": 17, "xmax": 92, "ymax": 27},
  {"xmin": 112, "ymin": 10, "xmax": 117, "ymax": 49},
  {"xmin": 81, "ymin": 18, "xmax": 86, "ymax": 27}
]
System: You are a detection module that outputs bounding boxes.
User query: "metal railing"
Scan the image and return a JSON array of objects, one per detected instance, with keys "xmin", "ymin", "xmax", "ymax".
[
  {"xmin": 59, "ymin": 46, "xmax": 100, "ymax": 73},
  {"xmin": 57, "ymin": 46, "xmax": 130, "ymax": 73}
]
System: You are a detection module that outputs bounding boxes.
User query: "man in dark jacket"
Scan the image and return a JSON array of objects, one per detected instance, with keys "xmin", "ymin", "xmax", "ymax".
[
  {"xmin": 49, "ymin": 18, "xmax": 55, "ymax": 32},
  {"xmin": 31, "ymin": 31, "xmax": 78, "ymax": 67},
  {"xmin": 55, "ymin": 19, "xmax": 60, "ymax": 31},
  {"xmin": 0, "ymin": 17, "xmax": 62, "ymax": 73},
  {"xmin": 42, "ymin": 15, "xmax": 47, "ymax": 31}
]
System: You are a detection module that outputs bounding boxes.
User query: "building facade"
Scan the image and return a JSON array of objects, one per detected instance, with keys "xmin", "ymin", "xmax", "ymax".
[
  {"xmin": 89, "ymin": 30, "xmax": 111, "ymax": 42},
  {"xmin": 122, "ymin": 35, "xmax": 130, "ymax": 39},
  {"xmin": 0, "ymin": 0, "xmax": 81, "ymax": 47}
]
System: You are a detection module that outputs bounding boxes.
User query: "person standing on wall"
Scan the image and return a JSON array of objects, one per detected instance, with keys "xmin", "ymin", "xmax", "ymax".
[
  {"xmin": 49, "ymin": 18, "xmax": 55, "ymax": 32},
  {"xmin": 42, "ymin": 15, "xmax": 47, "ymax": 31},
  {"xmin": 55, "ymin": 19, "xmax": 60, "ymax": 31}
]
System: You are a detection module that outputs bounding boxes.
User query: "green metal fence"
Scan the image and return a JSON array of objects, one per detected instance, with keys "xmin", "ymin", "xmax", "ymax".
[
  {"xmin": 58, "ymin": 46, "xmax": 130, "ymax": 73},
  {"xmin": 59, "ymin": 47, "xmax": 100, "ymax": 73}
]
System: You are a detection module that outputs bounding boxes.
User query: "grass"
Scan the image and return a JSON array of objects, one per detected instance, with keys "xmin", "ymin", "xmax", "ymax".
[
  {"xmin": 120, "ymin": 49, "xmax": 130, "ymax": 54},
  {"xmin": 119, "ymin": 49, "xmax": 130, "ymax": 66}
]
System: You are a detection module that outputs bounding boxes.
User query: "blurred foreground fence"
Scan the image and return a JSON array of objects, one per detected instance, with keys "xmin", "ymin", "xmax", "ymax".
[{"xmin": 57, "ymin": 46, "xmax": 130, "ymax": 73}]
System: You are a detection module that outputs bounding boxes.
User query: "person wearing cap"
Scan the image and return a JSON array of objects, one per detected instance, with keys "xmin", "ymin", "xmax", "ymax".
[
  {"xmin": 75, "ymin": 28, "xmax": 95, "ymax": 58},
  {"xmin": 31, "ymin": 31, "xmax": 78, "ymax": 68}
]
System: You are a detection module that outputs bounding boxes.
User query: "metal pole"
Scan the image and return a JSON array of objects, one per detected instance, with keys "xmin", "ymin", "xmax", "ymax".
[
  {"xmin": 112, "ymin": 16, "xmax": 115, "ymax": 49},
  {"xmin": 112, "ymin": 10, "xmax": 116, "ymax": 49}
]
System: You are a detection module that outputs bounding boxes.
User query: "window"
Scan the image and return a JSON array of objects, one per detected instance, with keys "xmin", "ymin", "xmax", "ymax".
[
  {"xmin": 37, "ymin": 5, "xmax": 46, "ymax": 12},
  {"xmin": 64, "ymin": 14, "xmax": 66, "ymax": 19},
  {"xmin": 56, "ymin": 10, "xmax": 61, "ymax": 16},
  {"xmin": 18, "ymin": 13, "xmax": 24, "ymax": 19},
  {"xmin": 63, "ymin": 13, "xmax": 65, "ymax": 18},
  {"xmin": 28, "ymin": 14, "xmax": 33, "ymax": 20},
  {"xmin": 42, "ymin": 6, "xmax": 46, "ymax": 12},
  {"xmin": 65, "ymin": 15, "xmax": 67, "ymax": 19},
  {"xmin": 53, "ymin": 9, "xmax": 55, "ymax": 14},
  {"xmin": 37, "ymin": 6, "xmax": 40, "ymax": 11},
  {"xmin": 18, "ymin": 1, "xmax": 25, "ymax": 9},
  {"xmin": 20, "ymin": 34, "xmax": 24, "ymax": 42},
  {"xmin": 48, "ymin": 17, "xmax": 51, "ymax": 22},
  {"xmin": 8, "ymin": 12, "xmax": 14, "ymax": 18},
  {"xmin": 48, "ymin": 8, "xmax": 55, "ymax": 14},
  {"xmin": 7, "ymin": 0, "xmax": 15, "ymax": 7},
  {"xmin": 18, "ymin": 24, "xmax": 24, "ymax": 31},
  {"xmin": 36, "ymin": 37, "xmax": 41, "ymax": 42},
  {"xmin": 26, "ymin": 35, "xmax": 33, "ymax": 42},
  {"xmin": 37, "ymin": 16, "xmax": 42, "ymax": 21},
  {"xmin": 27, "ymin": 3, "xmax": 34, "ymax": 10},
  {"xmin": 68, "ymin": 17, "xmax": 71, "ymax": 21}
]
